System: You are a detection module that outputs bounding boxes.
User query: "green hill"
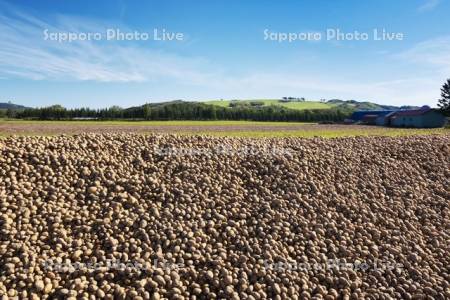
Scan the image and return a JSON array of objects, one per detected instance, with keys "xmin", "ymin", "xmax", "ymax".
[
  {"xmin": 205, "ymin": 99, "xmax": 332, "ymax": 110},
  {"xmin": 326, "ymin": 99, "xmax": 419, "ymax": 111},
  {"xmin": 206, "ymin": 99, "xmax": 419, "ymax": 111}
]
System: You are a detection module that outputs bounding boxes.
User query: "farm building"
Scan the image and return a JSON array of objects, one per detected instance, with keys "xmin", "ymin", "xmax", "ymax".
[
  {"xmin": 351, "ymin": 106, "xmax": 447, "ymax": 128},
  {"xmin": 388, "ymin": 106, "xmax": 446, "ymax": 128},
  {"xmin": 350, "ymin": 110, "xmax": 396, "ymax": 122},
  {"xmin": 361, "ymin": 114, "xmax": 379, "ymax": 125},
  {"xmin": 375, "ymin": 111, "xmax": 397, "ymax": 126}
]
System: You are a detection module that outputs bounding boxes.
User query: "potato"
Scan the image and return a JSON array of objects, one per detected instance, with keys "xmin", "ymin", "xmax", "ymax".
[{"xmin": 0, "ymin": 133, "xmax": 448, "ymax": 299}]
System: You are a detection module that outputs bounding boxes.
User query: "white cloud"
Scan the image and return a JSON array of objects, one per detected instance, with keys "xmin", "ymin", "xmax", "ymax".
[
  {"xmin": 374, "ymin": 36, "xmax": 450, "ymax": 106},
  {"xmin": 418, "ymin": 0, "xmax": 442, "ymax": 12},
  {"xmin": 396, "ymin": 36, "xmax": 450, "ymax": 75},
  {"xmin": 0, "ymin": 1, "xmax": 214, "ymax": 83}
]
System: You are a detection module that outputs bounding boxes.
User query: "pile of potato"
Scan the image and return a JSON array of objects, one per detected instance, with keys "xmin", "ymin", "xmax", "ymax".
[{"xmin": 0, "ymin": 133, "xmax": 449, "ymax": 299}]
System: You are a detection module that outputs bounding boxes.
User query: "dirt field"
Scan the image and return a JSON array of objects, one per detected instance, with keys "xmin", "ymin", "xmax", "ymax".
[
  {"xmin": 0, "ymin": 122, "xmax": 329, "ymax": 135},
  {"xmin": 0, "ymin": 120, "xmax": 447, "ymax": 137}
]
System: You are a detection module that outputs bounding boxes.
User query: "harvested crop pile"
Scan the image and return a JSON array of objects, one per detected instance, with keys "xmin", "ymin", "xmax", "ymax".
[{"xmin": 0, "ymin": 133, "xmax": 449, "ymax": 299}]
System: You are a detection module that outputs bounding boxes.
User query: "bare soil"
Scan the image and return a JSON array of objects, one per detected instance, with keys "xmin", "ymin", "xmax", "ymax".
[{"xmin": 0, "ymin": 123, "xmax": 428, "ymax": 135}]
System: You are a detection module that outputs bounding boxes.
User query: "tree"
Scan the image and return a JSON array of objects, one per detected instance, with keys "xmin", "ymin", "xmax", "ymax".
[
  {"xmin": 438, "ymin": 79, "xmax": 450, "ymax": 115},
  {"xmin": 6, "ymin": 108, "xmax": 16, "ymax": 118},
  {"xmin": 142, "ymin": 104, "xmax": 152, "ymax": 120},
  {"xmin": 109, "ymin": 106, "xmax": 124, "ymax": 119}
]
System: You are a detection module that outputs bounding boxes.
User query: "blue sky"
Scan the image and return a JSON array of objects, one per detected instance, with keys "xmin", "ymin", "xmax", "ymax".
[{"xmin": 0, "ymin": 0, "xmax": 449, "ymax": 108}]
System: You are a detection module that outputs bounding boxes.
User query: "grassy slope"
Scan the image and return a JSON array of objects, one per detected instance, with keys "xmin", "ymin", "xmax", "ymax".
[{"xmin": 205, "ymin": 99, "xmax": 332, "ymax": 110}]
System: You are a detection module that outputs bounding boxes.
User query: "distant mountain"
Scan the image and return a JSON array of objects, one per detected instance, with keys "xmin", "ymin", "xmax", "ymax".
[
  {"xmin": 0, "ymin": 102, "xmax": 30, "ymax": 110},
  {"xmin": 205, "ymin": 98, "xmax": 421, "ymax": 112},
  {"xmin": 326, "ymin": 99, "xmax": 420, "ymax": 111}
]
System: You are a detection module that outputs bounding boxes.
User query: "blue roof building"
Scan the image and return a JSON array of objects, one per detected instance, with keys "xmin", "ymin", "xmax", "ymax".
[
  {"xmin": 389, "ymin": 107, "xmax": 447, "ymax": 128},
  {"xmin": 350, "ymin": 106, "xmax": 447, "ymax": 128},
  {"xmin": 350, "ymin": 110, "xmax": 396, "ymax": 122}
]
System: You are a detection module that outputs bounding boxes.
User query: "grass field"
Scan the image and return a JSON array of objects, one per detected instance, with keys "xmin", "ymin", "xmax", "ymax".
[
  {"xmin": 0, "ymin": 119, "xmax": 448, "ymax": 138},
  {"xmin": 191, "ymin": 128, "xmax": 449, "ymax": 138},
  {"xmin": 205, "ymin": 99, "xmax": 332, "ymax": 110}
]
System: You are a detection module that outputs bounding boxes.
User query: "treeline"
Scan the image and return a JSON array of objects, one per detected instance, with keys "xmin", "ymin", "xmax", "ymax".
[
  {"xmin": 0, "ymin": 108, "xmax": 20, "ymax": 118},
  {"xmin": 14, "ymin": 101, "xmax": 352, "ymax": 122}
]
